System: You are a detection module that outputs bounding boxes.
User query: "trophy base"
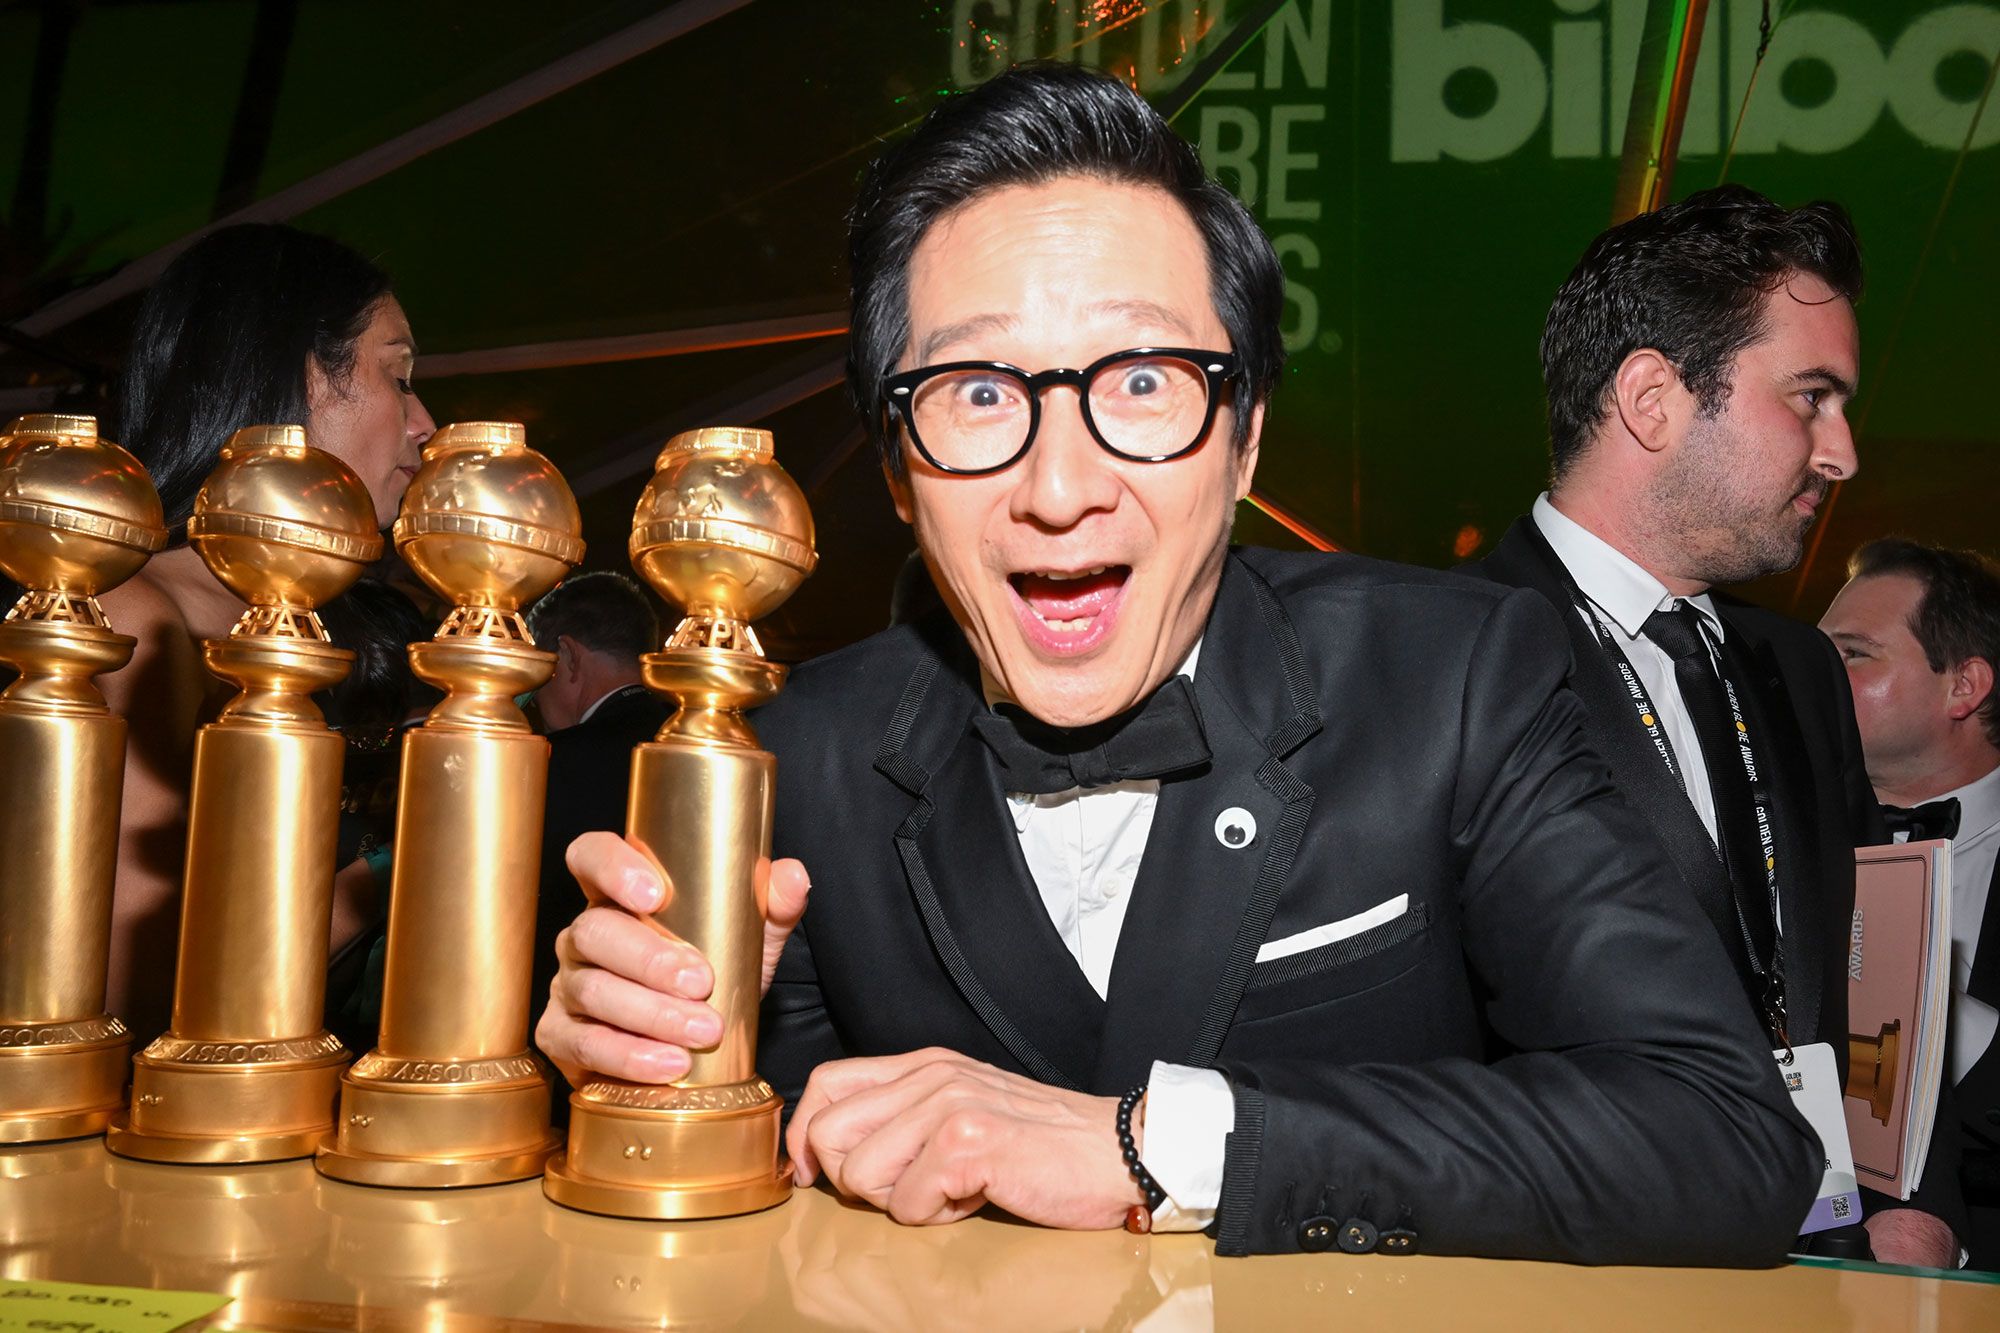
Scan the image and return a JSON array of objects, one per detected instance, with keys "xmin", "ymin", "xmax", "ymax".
[
  {"xmin": 315, "ymin": 1053, "xmax": 559, "ymax": 1188},
  {"xmin": 543, "ymin": 1076, "xmax": 792, "ymax": 1220},
  {"xmin": 105, "ymin": 1031, "xmax": 347, "ymax": 1164},
  {"xmin": 0, "ymin": 1018, "xmax": 131, "ymax": 1145}
]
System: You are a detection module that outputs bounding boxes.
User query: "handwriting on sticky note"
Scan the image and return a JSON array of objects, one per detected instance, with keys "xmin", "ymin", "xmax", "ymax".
[{"xmin": 0, "ymin": 1279, "xmax": 229, "ymax": 1333}]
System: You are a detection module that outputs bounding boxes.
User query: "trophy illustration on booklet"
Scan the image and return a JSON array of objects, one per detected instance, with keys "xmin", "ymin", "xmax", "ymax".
[
  {"xmin": 317, "ymin": 421, "xmax": 583, "ymax": 1187},
  {"xmin": 107, "ymin": 424, "xmax": 379, "ymax": 1163},
  {"xmin": 544, "ymin": 425, "xmax": 817, "ymax": 1220},
  {"xmin": 0, "ymin": 414, "xmax": 166, "ymax": 1144}
]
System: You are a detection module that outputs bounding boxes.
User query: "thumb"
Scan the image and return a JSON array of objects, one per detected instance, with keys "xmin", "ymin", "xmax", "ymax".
[{"xmin": 761, "ymin": 858, "xmax": 811, "ymax": 994}]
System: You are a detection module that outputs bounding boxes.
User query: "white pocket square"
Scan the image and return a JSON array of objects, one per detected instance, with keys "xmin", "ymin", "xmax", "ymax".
[{"xmin": 1254, "ymin": 894, "xmax": 1410, "ymax": 964}]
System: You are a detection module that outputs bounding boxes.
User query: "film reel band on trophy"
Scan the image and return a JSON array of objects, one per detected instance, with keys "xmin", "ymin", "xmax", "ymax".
[{"xmin": 0, "ymin": 409, "xmax": 813, "ymax": 1219}]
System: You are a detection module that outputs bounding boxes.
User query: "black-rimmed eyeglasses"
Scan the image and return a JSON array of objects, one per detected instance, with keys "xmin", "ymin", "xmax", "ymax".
[{"xmin": 882, "ymin": 347, "xmax": 1240, "ymax": 476}]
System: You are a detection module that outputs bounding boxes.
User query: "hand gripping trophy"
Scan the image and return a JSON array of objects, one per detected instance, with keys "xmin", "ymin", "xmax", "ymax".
[
  {"xmin": 0, "ymin": 414, "xmax": 166, "ymax": 1143},
  {"xmin": 108, "ymin": 424, "xmax": 381, "ymax": 1163},
  {"xmin": 317, "ymin": 420, "xmax": 582, "ymax": 1187},
  {"xmin": 544, "ymin": 425, "xmax": 816, "ymax": 1219}
]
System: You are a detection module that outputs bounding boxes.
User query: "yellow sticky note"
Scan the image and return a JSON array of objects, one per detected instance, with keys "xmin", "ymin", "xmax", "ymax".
[{"xmin": 0, "ymin": 1278, "xmax": 230, "ymax": 1333}]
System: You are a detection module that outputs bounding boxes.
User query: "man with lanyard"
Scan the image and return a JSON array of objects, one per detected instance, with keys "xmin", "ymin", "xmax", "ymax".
[
  {"xmin": 532, "ymin": 65, "xmax": 1821, "ymax": 1262},
  {"xmin": 1470, "ymin": 186, "xmax": 1962, "ymax": 1265},
  {"xmin": 1822, "ymin": 539, "xmax": 2000, "ymax": 1268}
]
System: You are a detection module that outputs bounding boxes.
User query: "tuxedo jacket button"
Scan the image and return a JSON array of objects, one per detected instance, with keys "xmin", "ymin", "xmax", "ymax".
[
  {"xmin": 1380, "ymin": 1227, "xmax": 1419, "ymax": 1255},
  {"xmin": 1297, "ymin": 1215, "xmax": 1337, "ymax": 1252},
  {"xmin": 1338, "ymin": 1217, "xmax": 1379, "ymax": 1254}
]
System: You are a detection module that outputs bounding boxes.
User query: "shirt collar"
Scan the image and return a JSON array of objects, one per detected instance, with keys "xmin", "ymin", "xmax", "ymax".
[
  {"xmin": 981, "ymin": 638, "xmax": 1203, "ymax": 713},
  {"xmin": 1532, "ymin": 492, "xmax": 1724, "ymax": 644},
  {"xmin": 1930, "ymin": 761, "xmax": 2000, "ymax": 845},
  {"xmin": 577, "ymin": 682, "xmax": 641, "ymax": 725}
]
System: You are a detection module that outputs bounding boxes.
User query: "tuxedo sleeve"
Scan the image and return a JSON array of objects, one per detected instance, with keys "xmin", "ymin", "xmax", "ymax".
[
  {"xmin": 1210, "ymin": 588, "xmax": 1820, "ymax": 1264},
  {"xmin": 758, "ymin": 915, "xmax": 847, "ymax": 1113}
]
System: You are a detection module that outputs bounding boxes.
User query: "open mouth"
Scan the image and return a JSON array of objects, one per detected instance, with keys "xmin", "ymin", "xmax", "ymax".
[{"xmin": 1007, "ymin": 565, "xmax": 1132, "ymax": 654}]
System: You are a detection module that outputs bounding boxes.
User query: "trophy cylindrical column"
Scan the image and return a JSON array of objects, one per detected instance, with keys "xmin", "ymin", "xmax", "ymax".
[
  {"xmin": 377, "ymin": 727, "xmax": 546, "ymax": 1059},
  {"xmin": 316, "ymin": 419, "xmax": 581, "ymax": 1188},
  {"xmin": 171, "ymin": 720, "xmax": 343, "ymax": 1040},
  {"xmin": 629, "ymin": 735, "xmax": 773, "ymax": 1088},
  {"xmin": 106, "ymin": 423, "xmax": 380, "ymax": 1165},
  {"xmin": 0, "ymin": 412, "xmax": 165, "ymax": 1144},
  {"xmin": 0, "ymin": 707, "xmax": 126, "ymax": 1022}
]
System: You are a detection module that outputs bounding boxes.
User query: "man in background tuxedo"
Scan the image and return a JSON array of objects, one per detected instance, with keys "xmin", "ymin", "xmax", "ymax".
[
  {"xmin": 1822, "ymin": 539, "xmax": 2000, "ymax": 1267},
  {"xmin": 525, "ymin": 572, "xmax": 668, "ymax": 1046},
  {"xmin": 1468, "ymin": 186, "xmax": 1960, "ymax": 1264},
  {"xmin": 531, "ymin": 65, "xmax": 1817, "ymax": 1262}
]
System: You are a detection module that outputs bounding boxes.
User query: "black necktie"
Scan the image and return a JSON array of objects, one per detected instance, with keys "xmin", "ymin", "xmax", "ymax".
[
  {"xmin": 971, "ymin": 676, "xmax": 1211, "ymax": 795},
  {"xmin": 1642, "ymin": 603, "xmax": 1778, "ymax": 969},
  {"xmin": 1880, "ymin": 798, "xmax": 1961, "ymax": 843}
]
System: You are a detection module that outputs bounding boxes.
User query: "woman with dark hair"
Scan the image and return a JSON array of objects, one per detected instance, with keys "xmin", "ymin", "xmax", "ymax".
[{"xmin": 97, "ymin": 222, "xmax": 435, "ymax": 1038}]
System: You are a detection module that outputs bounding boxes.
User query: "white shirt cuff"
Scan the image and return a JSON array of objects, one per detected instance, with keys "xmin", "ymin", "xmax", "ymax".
[{"xmin": 1139, "ymin": 1060, "xmax": 1235, "ymax": 1232}]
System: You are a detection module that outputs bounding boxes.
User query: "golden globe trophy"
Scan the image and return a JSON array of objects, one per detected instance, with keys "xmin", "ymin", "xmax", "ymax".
[
  {"xmin": 107, "ymin": 424, "xmax": 380, "ymax": 1164},
  {"xmin": 544, "ymin": 425, "xmax": 816, "ymax": 1220},
  {"xmin": 0, "ymin": 414, "xmax": 166, "ymax": 1144},
  {"xmin": 317, "ymin": 421, "xmax": 582, "ymax": 1187}
]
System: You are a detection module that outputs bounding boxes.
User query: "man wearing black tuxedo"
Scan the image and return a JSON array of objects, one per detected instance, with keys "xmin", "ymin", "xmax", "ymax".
[
  {"xmin": 534, "ymin": 65, "xmax": 1815, "ymax": 1262},
  {"xmin": 1467, "ymin": 187, "xmax": 1959, "ymax": 1264},
  {"xmin": 525, "ymin": 572, "xmax": 669, "ymax": 1046},
  {"xmin": 1821, "ymin": 539, "xmax": 2000, "ymax": 1268}
]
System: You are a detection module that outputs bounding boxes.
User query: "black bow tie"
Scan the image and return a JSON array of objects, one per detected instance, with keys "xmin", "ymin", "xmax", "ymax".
[
  {"xmin": 1881, "ymin": 798, "xmax": 1961, "ymax": 843},
  {"xmin": 971, "ymin": 676, "xmax": 1211, "ymax": 795}
]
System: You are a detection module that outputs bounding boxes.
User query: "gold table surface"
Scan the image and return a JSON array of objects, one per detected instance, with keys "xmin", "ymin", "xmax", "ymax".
[{"xmin": 3, "ymin": 1138, "xmax": 1997, "ymax": 1331}]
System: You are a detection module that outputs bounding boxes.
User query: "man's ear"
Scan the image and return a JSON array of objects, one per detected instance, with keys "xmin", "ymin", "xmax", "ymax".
[
  {"xmin": 1947, "ymin": 655, "xmax": 1996, "ymax": 723},
  {"xmin": 1611, "ymin": 349, "xmax": 1679, "ymax": 454},
  {"xmin": 883, "ymin": 458, "xmax": 915, "ymax": 526},
  {"xmin": 1231, "ymin": 401, "xmax": 1264, "ymax": 503},
  {"xmin": 555, "ymin": 635, "xmax": 583, "ymax": 681}
]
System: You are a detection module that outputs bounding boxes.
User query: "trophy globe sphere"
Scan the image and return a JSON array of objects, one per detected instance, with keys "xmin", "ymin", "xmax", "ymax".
[
  {"xmin": 0, "ymin": 414, "xmax": 167, "ymax": 599},
  {"xmin": 392, "ymin": 421, "xmax": 584, "ymax": 613},
  {"xmin": 186, "ymin": 425, "xmax": 383, "ymax": 610},
  {"xmin": 629, "ymin": 427, "xmax": 817, "ymax": 628}
]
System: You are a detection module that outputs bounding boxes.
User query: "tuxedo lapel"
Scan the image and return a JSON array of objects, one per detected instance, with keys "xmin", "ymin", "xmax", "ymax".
[
  {"xmin": 1716, "ymin": 620, "xmax": 1825, "ymax": 1046},
  {"xmin": 873, "ymin": 625, "xmax": 1104, "ymax": 1090},
  {"xmin": 1096, "ymin": 555, "xmax": 1320, "ymax": 1090},
  {"xmin": 1479, "ymin": 520, "xmax": 1744, "ymax": 965},
  {"xmin": 1968, "ymin": 857, "xmax": 2000, "ymax": 1006}
]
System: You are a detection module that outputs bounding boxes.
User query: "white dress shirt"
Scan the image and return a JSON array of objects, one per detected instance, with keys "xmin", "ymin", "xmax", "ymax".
[
  {"xmin": 992, "ymin": 640, "xmax": 1234, "ymax": 1230},
  {"xmin": 1891, "ymin": 763, "xmax": 2000, "ymax": 1082},
  {"xmin": 1533, "ymin": 494, "xmax": 1728, "ymax": 841}
]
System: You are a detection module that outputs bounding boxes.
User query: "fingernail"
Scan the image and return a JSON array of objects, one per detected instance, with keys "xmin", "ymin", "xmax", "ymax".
[
  {"xmin": 689, "ymin": 1011, "xmax": 722, "ymax": 1045},
  {"xmin": 629, "ymin": 870, "xmax": 662, "ymax": 911},
  {"xmin": 674, "ymin": 966, "xmax": 708, "ymax": 996},
  {"xmin": 643, "ymin": 1049, "xmax": 688, "ymax": 1081}
]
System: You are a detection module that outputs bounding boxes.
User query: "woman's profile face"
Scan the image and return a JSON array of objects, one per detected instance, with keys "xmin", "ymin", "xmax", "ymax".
[{"xmin": 307, "ymin": 296, "xmax": 436, "ymax": 528}]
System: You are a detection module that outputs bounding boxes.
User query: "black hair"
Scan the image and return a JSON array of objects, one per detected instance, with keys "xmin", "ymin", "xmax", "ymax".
[
  {"xmin": 526, "ymin": 571, "xmax": 661, "ymax": 661},
  {"xmin": 1541, "ymin": 184, "xmax": 1862, "ymax": 480},
  {"xmin": 317, "ymin": 576, "xmax": 438, "ymax": 736},
  {"xmin": 1848, "ymin": 538, "xmax": 2000, "ymax": 750},
  {"xmin": 118, "ymin": 223, "xmax": 394, "ymax": 527},
  {"xmin": 846, "ymin": 62, "xmax": 1284, "ymax": 476}
]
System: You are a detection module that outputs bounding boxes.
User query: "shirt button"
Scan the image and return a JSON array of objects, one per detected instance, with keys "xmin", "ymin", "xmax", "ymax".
[
  {"xmin": 1297, "ymin": 1215, "xmax": 1337, "ymax": 1252},
  {"xmin": 1214, "ymin": 807, "xmax": 1257, "ymax": 849},
  {"xmin": 1338, "ymin": 1217, "xmax": 1379, "ymax": 1254}
]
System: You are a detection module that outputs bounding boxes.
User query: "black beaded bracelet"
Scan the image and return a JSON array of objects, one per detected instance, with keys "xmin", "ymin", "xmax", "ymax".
[{"xmin": 1116, "ymin": 1084, "xmax": 1166, "ymax": 1231}]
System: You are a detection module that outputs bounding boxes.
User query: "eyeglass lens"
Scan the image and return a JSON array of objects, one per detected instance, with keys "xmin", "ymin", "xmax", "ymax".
[{"xmin": 908, "ymin": 353, "xmax": 1212, "ymax": 471}]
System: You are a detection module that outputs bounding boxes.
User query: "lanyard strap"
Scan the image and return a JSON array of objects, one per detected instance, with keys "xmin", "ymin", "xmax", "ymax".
[{"xmin": 1568, "ymin": 594, "xmax": 1791, "ymax": 1050}]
